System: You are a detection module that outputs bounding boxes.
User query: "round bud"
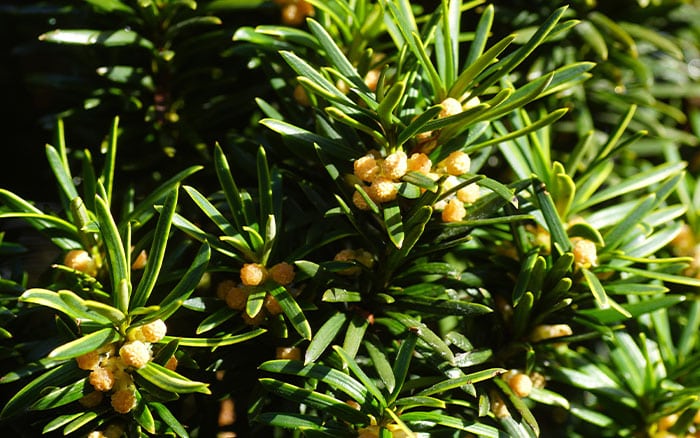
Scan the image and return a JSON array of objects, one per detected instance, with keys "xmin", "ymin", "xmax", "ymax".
[
  {"xmin": 225, "ymin": 286, "xmax": 249, "ymax": 310},
  {"xmin": 439, "ymin": 97, "xmax": 463, "ymax": 118},
  {"xmin": 367, "ymin": 178, "xmax": 398, "ymax": 203},
  {"xmin": 269, "ymin": 262, "xmax": 295, "ymax": 285},
  {"xmin": 119, "ymin": 340, "xmax": 151, "ymax": 369},
  {"xmin": 293, "ymin": 84, "xmax": 310, "ymax": 107},
  {"xmin": 264, "ymin": 294, "xmax": 283, "ymax": 315},
  {"xmin": 141, "ymin": 319, "xmax": 167, "ymax": 343},
  {"xmin": 354, "ymin": 154, "xmax": 380, "ymax": 182},
  {"xmin": 529, "ymin": 324, "xmax": 573, "ymax": 342},
  {"xmin": 281, "ymin": 4, "xmax": 303, "ymax": 26},
  {"xmin": 382, "ymin": 150, "xmax": 408, "ymax": 180},
  {"xmin": 441, "ymin": 199, "xmax": 466, "ymax": 223},
  {"xmin": 457, "ymin": 183, "xmax": 480, "ymax": 204},
  {"xmin": 407, "ymin": 153, "xmax": 432, "ymax": 174},
  {"xmin": 111, "ymin": 388, "xmax": 137, "ymax": 414},
  {"xmin": 415, "ymin": 129, "xmax": 436, "ymax": 144},
  {"xmin": 240, "ymin": 263, "xmax": 267, "ymax": 286},
  {"xmin": 530, "ymin": 372, "xmax": 546, "ymax": 389},
  {"xmin": 297, "ymin": 0, "xmax": 314, "ymax": 16},
  {"xmin": 443, "ymin": 151, "xmax": 471, "ymax": 175},
  {"xmin": 571, "ymin": 237, "xmax": 597, "ymax": 268},
  {"xmin": 216, "ymin": 279, "xmax": 237, "ymax": 300},
  {"xmin": 352, "ymin": 189, "xmax": 371, "ymax": 211},
  {"xmin": 76, "ymin": 350, "xmax": 102, "ymax": 370},
  {"xmin": 489, "ymin": 390, "xmax": 510, "ymax": 418},
  {"xmin": 64, "ymin": 249, "xmax": 98, "ymax": 277},
  {"xmin": 89, "ymin": 366, "xmax": 115, "ymax": 392},
  {"xmin": 507, "ymin": 372, "xmax": 533, "ymax": 398},
  {"xmin": 364, "ymin": 69, "xmax": 381, "ymax": 91},
  {"xmin": 334, "ymin": 249, "xmax": 354, "ymax": 263},
  {"xmin": 219, "ymin": 397, "xmax": 236, "ymax": 427}
]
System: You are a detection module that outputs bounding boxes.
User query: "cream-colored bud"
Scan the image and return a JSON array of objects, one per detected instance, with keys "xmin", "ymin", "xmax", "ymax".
[
  {"xmin": 529, "ymin": 324, "xmax": 573, "ymax": 342},
  {"xmin": 63, "ymin": 249, "xmax": 98, "ymax": 277},
  {"xmin": 439, "ymin": 97, "xmax": 463, "ymax": 118},
  {"xmin": 364, "ymin": 69, "xmax": 380, "ymax": 92},
  {"xmin": 407, "ymin": 153, "xmax": 432, "ymax": 174},
  {"xmin": 464, "ymin": 95, "xmax": 481, "ymax": 110},
  {"xmin": 434, "ymin": 199, "xmax": 448, "ymax": 211},
  {"xmin": 119, "ymin": 340, "xmax": 151, "ymax": 369},
  {"xmin": 141, "ymin": 319, "xmax": 167, "ymax": 343},
  {"xmin": 76, "ymin": 350, "xmax": 102, "ymax": 370},
  {"xmin": 441, "ymin": 199, "xmax": 466, "ymax": 222},
  {"xmin": 354, "ymin": 154, "xmax": 380, "ymax": 182},
  {"xmin": 89, "ymin": 366, "xmax": 115, "ymax": 392},
  {"xmin": 111, "ymin": 388, "xmax": 137, "ymax": 414},
  {"xmin": 442, "ymin": 151, "xmax": 471, "ymax": 175},
  {"xmin": 367, "ymin": 178, "xmax": 398, "ymax": 203},
  {"xmin": 415, "ymin": 129, "xmax": 436, "ymax": 143},
  {"xmin": 442, "ymin": 175, "xmax": 460, "ymax": 191},
  {"xmin": 382, "ymin": 151, "xmax": 408, "ymax": 180},
  {"xmin": 490, "ymin": 390, "xmax": 510, "ymax": 418},
  {"xmin": 530, "ymin": 372, "xmax": 546, "ymax": 389},
  {"xmin": 571, "ymin": 237, "xmax": 597, "ymax": 268},
  {"xmin": 457, "ymin": 183, "xmax": 480, "ymax": 204}
]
